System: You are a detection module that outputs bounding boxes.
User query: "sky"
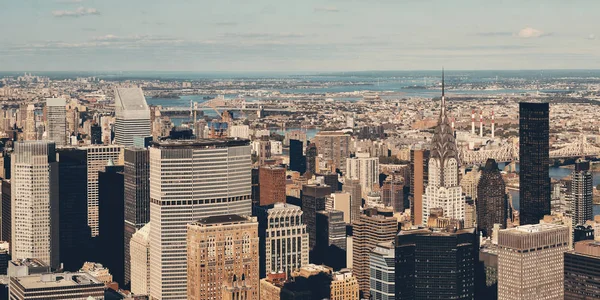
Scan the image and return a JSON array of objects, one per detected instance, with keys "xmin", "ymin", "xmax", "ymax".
[{"xmin": 1, "ymin": 0, "xmax": 599, "ymax": 72}]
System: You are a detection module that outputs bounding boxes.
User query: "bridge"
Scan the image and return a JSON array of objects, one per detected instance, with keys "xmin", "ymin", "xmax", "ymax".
[
  {"xmin": 154, "ymin": 96, "xmax": 293, "ymax": 115},
  {"xmin": 460, "ymin": 135, "xmax": 600, "ymax": 165}
]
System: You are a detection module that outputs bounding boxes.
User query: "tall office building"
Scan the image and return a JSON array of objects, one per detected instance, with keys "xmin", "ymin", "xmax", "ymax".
[
  {"xmin": 353, "ymin": 208, "xmax": 397, "ymax": 298},
  {"xmin": 90, "ymin": 124, "xmax": 102, "ymax": 145},
  {"xmin": 313, "ymin": 131, "xmax": 351, "ymax": 173},
  {"xmin": 569, "ymin": 160, "xmax": 593, "ymax": 225},
  {"xmin": 342, "ymin": 178, "xmax": 362, "ymax": 223},
  {"xmin": 81, "ymin": 145, "xmax": 123, "ymax": 237},
  {"xmin": 114, "ymin": 87, "xmax": 151, "ymax": 147},
  {"xmin": 306, "ymin": 142, "xmax": 317, "ymax": 175},
  {"xmin": 382, "ymin": 173, "xmax": 405, "ymax": 213},
  {"xmin": 410, "ymin": 148, "xmax": 429, "ymax": 226},
  {"xmin": 370, "ymin": 242, "xmax": 395, "ymax": 300},
  {"xmin": 98, "ymin": 163, "xmax": 125, "ymax": 286},
  {"xmin": 57, "ymin": 148, "xmax": 90, "ymax": 271},
  {"xmin": 301, "ymin": 184, "xmax": 332, "ymax": 250},
  {"xmin": 395, "ymin": 227, "xmax": 478, "ymax": 300},
  {"xmin": 259, "ymin": 166, "xmax": 286, "ymax": 206},
  {"xmin": 45, "ymin": 98, "xmax": 67, "ymax": 146},
  {"xmin": 519, "ymin": 102, "xmax": 550, "ymax": 225},
  {"xmin": 477, "ymin": 159, "xmax": 508, "ymax": 236},
  {"xmin": 564, "ymin": 240, "xmax": 600, "ymax": 299},
  {"xmin": 24, "ymin": 104, "xmax": 36, "ymax": 141},
  {"xmin": 123, "ymin": 147, "xmax": 150, "ymax": 288},
  {"xmin": 130, "ymin": 222, "xmax": 150, "ymax": 296},
  {"xmin": 256, "ymin": 203, "xmax": 308, "ymax": 278},
  {"xmin": 422, "ymin": 75, "xmax": 465, "ymax": 226},
  {"xmin": 149, "ymin": 139, "xmax": 251, "ymax": 300},
  {"xmin": 317, "ymin": 172, "xmax": 339, "ymax": 193},
  {"xmin": 187, "ymin": 215, "xmax": 259, "ymax": 300},
  {"xmin": 315, "ymin": 210, "xmax": 346, "ymax": 270},
  {"xmin": 1, "ymin": 179, "xmax": 10, "ymax": 250},
  {"xmin": 497, "ymin": 224, "xmax": 569, "ymax": 300},
  {"xmin": 9, "ymin": 273, "xmax": 105, "ymax": 299},
  {"xmin": 289, "ymin": 139, "xmax": 306, "ymax": 174},
  {"xmin": 346, "ymin": 152, "xmax": 379, "ymax": 197},
  {"xmin": 11, "ymin": 141, "xmax": 59, "ymax": 269}
]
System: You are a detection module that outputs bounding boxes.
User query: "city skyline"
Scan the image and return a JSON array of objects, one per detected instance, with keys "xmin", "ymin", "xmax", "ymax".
[{"xmin": 2, "ymin": 0, "xmax": 600, "ymax": 72}]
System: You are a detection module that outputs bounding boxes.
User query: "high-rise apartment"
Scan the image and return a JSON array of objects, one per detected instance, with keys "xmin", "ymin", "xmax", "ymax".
[
  {"xmin": 519, "ymin": 102, "xmax": 550, "ymax": 225},
  {"xmin": 259, "ymin": 165, "xmax": 286, "ymax": 206},
  {"xmin": 422, "ymin": 76, "xmax": 465, "ymax": 225},
  {"xmin": 11, "ymin": 141, "xmax": 59, "ymax": 269},
  {"xmin": 497, "ymin": 224, "xmax": 569, "ymax": 300},
  {"xmin": 123, "ymin": 147, "xmax": 150, "ymax": 287},
  {"xmin": 301, "ymin": 184, "xmax": 332, "ymax": 250},
  {"xmin": 410, "ymin": 148, "xmax": 429, "ymax": 225},
  {"xmin": 130, "ymin": 223, "xmax": 150, "ymax": 296},
  {"xmin": 80, "ymin": 145, "xmax": 123, "ymax": 237},
  {"xmin": 569, "ymin": 160, "xmax": 593, "ymax": 225},
  {"xmin": 382, "ymin": 174, "xmax": 404, "ymax": 213},
  {"xmin": 564, "ymin": 240, "xmax": 600, "ymax": 299},
  {"xmin": 353, "ymin": 208, "xmax": 397, "ymax": 298},
  {"xmin": 342, "ymin": 178, "xmax": 362, "ymax": 223},
  {"xmin": 45, "ymin": 98, "xmax": 67, "ymax": 146},
  {"xmin": 256, "ymin": 203, "xmax": 309, "ymax": 278},
  {"xmin": 369, "ymin": 242, "xmax": 395, "ymax": 300},
  {"xmin": 395, "ymin": 227, "xmax": 478, "ymax": 300},
  {"xmin": 149, "ymin": 139, "xmax": 251, "ymax": 300},
  {"xmin": 313, "ymin": 131, "xmax": 350, "ymax": 173},
  {"xmin": 187, "ymin": 215, "xmax": 259, "ymax": 300},
  {"xmin": 345, "ymin": 152, "xmax": 379, "ymax": 197},
  {"xmin": 477, "ymin": 159, "xmax": 508, "ymax": 236},
  {"xmin": 114, "ymin": 87, "xmax": 151, "ymax": 147}
]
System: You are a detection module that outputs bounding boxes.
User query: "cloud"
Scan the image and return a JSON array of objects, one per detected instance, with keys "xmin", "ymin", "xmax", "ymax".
[
  {"xmin": 474, "ymin": 32, "xmax": 512, "ymax": 37},
  {"xmin": 215, "ymin": 22, "xmax": 238, "ymax": 27},
  {"xmin": 314, "ymin": 6, "xmax": 340, "ymax": 13},
  {"xmin": 52, "ymin": 7, "xmax": 100, "ymax": 18},
  {"xmin": 516, "ymin": 27, "xmax": 546, "ymax": 38},
  {"xmin": 221, "ymin": 32, "xmax": 306, "ymax": 39}
]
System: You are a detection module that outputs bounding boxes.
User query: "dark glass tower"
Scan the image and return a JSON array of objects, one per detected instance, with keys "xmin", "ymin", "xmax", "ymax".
[
  {"xmin": 476, "ymin": 159, "xmax": 508, "ymax": 236},
  {"xmin": 301, "ymin": 184, "xmax": 331, "ymax": 249},
  {"xmin": 519, "ymin": 102, "xmax": 550, "ymax": 225},
  {"xmin": 570, "ymin": 160, "xmax": 593, "ymax": 225},
  {"xmin": 306, "ymin": 142, "xmax": 317, "ymax": 175},
  {"xmin": 395, "ymin": 228, "xmax": 478, "ymax": 300},
  {"xmin": 289, "ymin": 139, "xmax": 306, "ymax": 174},
  {"xmin": 1, "ymin": 179, "xmax": 10, "ymax": 250},
  {"xmin": 314, "ymin": 209, "xmax": 346, "ymax": 270},
  {"xmin": 98, "ymin": 164, "xmax": 125, "ymax": 286},
  {"xmin": 57, "ymin": 148, "xmax": 92, "ymax": 271},
  {"xmin": 123, "ymin": 148, "xmax": 150, "ymax": 288}
]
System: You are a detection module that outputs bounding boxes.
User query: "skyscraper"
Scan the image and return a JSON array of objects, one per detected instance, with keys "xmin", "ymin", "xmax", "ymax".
[
  {"xmin": 422, "ymin": 73, "xmax": 465, "ymax": 226},
  {"xmin": 353, "ymin": 208, "xmax": 397, "ymax": 298},
  {"xmin": 315, "ymin": 209, "xmax": 346, "ymax": 269},
  {"xmin": 569, "ymin": 160, "xmax": 593, "ymax": 225},
  {"xmin": 187, "ymin": 215, "xmax": 259, "ymax": 300},
  {"xmin": 24, "ymin": 104, "xmax": 36, "ymax": 141},
  {"xmin": 564, "ymin": 240, "xmax": 600, "ymax": 299},
  {"xmin": 289, "ymin": 139, "xmax": 306, "ymax": 174},
  {"xmin": 57, "ymin": 148, "xmax": 91, "ymax": 271},
  {"xmin": 346, "ymin": 152, "xmax": 379, "ymax": 197},
  {"xmin": 306, "ymin": 142, "xmax": 317, "ymax": 175},
  {"xmin": 256, "ymin": 203, "xmax": 308, "ymax": 278},
  {"xmin": 149, "ymin": 139, "xmax": 252, "ymax": 300},
  {"xmin": 410, "ymin": 148, "xmax": 429, "ymax": 226},
  {"xmin": 301, "ymin": 184, "xmax": 332, "ymax": 250},
  {"xmin": 313, "ymin": 131, "xmax": 350, "ymax": 173},
  {"xmin": 382, "ymin": 173, "xmax": 405, "ymax": 213},
  {"xmin": 497, "ymin": 224, "xmax": 568, "ymax": 300},
  {"xmin": 519, "ymin": 102, "xmax": 550, "ymax": 225},
  {"xmin": 11, "ymin": 141, "xmax": 59, "ymax": 269},
  {"xmin": 45, "ymin": 98, "xmax": 66, "ymax": 146},
  {"xmin": 98, "ymin": 163, "xmax": 125, "ymax": 286},
  {"xmin": 130, "ymin": 222, "xmax": 150, "ymax": 296},
  {"xmin": 477, "ymin": 159, "xmax": 508, "ymax": 236},
  {"xmin": 81, "ymin": 145, "xmax": 123, "ymax": 237},
  {"xmin": 395, "ymin": 227, "xmax": 478, "ymax": 300},
  {"xmin": 1, "ymin": 179, "xmax": 11, "ymax": 251},
  {"xmin": 258, "ymin": 165, "xmax": 286, "ymax": 206},
  {"xmin": 114, "ymin": 87, "xmax": 151, "ymax": 147},
  {"xmin": 369, "ymin": 242, "xmax": 395, "ymax": 300},
  {"xmin": 123, "ymin": 147, "xmax": 150, "ymax": 288},
  {"xmin": 342, "ymin": 178, "xmax": 362, "ymax": 223}
]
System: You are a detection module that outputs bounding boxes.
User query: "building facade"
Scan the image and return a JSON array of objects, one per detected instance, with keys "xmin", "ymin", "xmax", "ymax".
[
  {"xmin": 114, "ymin": 87, "xmax": 151, "ymax": 147},
  {"xmin": 259, "ymin": 166, "xmax": 286, "ymax": 206},
  {"xmin": 497, "ymin": 224, "xmax": 569, "ymax": 300},
  {"xmin": 187, "ymin": 215, "xmax": 259, "ymax": 300},
  {"xmin": 313, "ymin": 131, "xmax": 350, "ymax": 173},
  {"xmin": 476, "ymin": 159, "xmax": 507, "ymax": 236},
  {"xmin": 9, "ymin": 273, "xmax": 104, "ymax": 299},
  {"xmin": 11, "ymin": 141, "xmax": 59, "ymax": 269},
  {"xmin": 564, "ymin": 240, "xmax": 600, "ymax": 299},
  {"xmin": 369, "ymin": 242, "xmax": 395, "ymax": 300},
  {"xmin": 301, "ymin": 184, "xmax": 332, "ymax": 250},
  {"xmin": 410, "ymin": 148, "xmax": 429, "ymax": 226},
  {"xmin": 519, "ymin": 102, "xmax": 550, "ymax": 225},
  {"xmin": 569, "ymin": 160, "xmax": 593, "ymax": 225},
  {"xmin": 149, "ymin": 139, "xmax": 252, "ymax": 300},
  {"xmin": 345, "ymin": 152, "xmax": 379, "ymax": 197},
  {"xmin": 315, "ymin": 210, "xmax": 346, "ymax": 269},
  {"xmin": 45, "ymin": 98, "xmax": 67, "ymax": 146},
  {"xmin": 342, "ymin": 178, "xmax": 362, "ymax": 223},
  {"xmin": 130, "ymin": 222, "xmax": 151, "ymax": 296}
]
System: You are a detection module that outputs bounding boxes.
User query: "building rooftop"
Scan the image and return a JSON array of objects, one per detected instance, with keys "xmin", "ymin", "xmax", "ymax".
[
  {"xmin": 508, "ymin": 223, "xmax": 567, "ymax": 234},
  {"xmin": 12, "ymin": 273, "xmax": 102, "ymax": 289},
  {"xmin": 193, "ymin": 214, "xmax": 250, "ymax": 226},
  {"xmin": 114, "ymin": 88, "xmax": 149, "ymax": 111},
  {"xmin": 10, "ymin": 258, "xmax": 48, "ymax": 268},
  {"xmin": 46, "ymin": 98, "xmax": 66, "ymax": 107},
  {"xmin": 151, "ymin": 138, "xmax": 250, "ymax": 149}
]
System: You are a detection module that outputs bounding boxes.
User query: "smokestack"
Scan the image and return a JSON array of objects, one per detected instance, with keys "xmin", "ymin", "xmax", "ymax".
[
  {"xmin": 451, "ymin": 117, "xmax": 455, "ymax": 130},
  {"xmin": 479, "ymin": 111, "xmax": 484, "ymax": 137},
  {"xmin": 471, "ymin": 110, "xmax": 475, "ymax": 135},
  {"xmin": 491, "ymin": 110, "xmax": 495, "ymax": 139}
]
